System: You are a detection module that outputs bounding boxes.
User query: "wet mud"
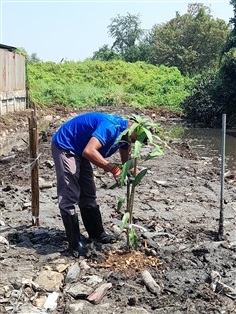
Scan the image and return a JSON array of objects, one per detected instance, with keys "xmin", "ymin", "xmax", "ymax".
[{"xmin": 0, "ymin": 106, "xmax": 235, "ymax": 314}]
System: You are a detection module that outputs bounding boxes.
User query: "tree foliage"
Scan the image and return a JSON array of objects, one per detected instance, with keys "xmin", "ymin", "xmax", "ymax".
[
  {"xmin": 92, "ymin": 44, "xmax": 122, "ymax": 61},
  {"xmin": 182, "ymin": 1, "xmax": 236, "ymax": 127},
  {"xmin": 107, "ymin": 13, "xmax": 144, "ymax": 62},
  {"xmin": 147, "ymin": 3, "xmax": 230, "ymax": 76},
  {"xmin": 220, "ymin": 0, "xmax": 236, "ymax": 59},
  {"xmin": 28, "ymin": 52, "xmax": 41, "ymax": 64},
  {"xmin": 14, "ymin": 47, "xmax": 41, "ymax": 64},
  {"xmin": 217, "ymin": 48, "xmax": 236, "ymax": 125},
  {"xmin": 181, "ymin": 71, "xmax": 221, "ymax": 126},
  {"xmin": 98, "ymin": 5, "xmax": 230, "ymax": 75}
]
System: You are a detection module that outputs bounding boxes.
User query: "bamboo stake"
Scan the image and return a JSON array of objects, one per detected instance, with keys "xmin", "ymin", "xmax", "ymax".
[
  {"xmin": 218, "ymin": 114, "xmax": 226, "ymax": 240},
  {"xmin": 28, "ymin": 109, "xmax": 39, "ymax": 226}
]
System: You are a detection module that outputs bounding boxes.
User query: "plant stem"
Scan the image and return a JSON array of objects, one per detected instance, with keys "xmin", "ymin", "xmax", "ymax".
[
  {"xmin": 126, "ymin": 142, "xmax": 132, "ymax": 250},
  {"xmin": 126, "ymin": 179, "xmax": 131, "ymax": 249},
  {"xmin": 129, "ymin": 157, "xmax": 137, "ymax": 225}
]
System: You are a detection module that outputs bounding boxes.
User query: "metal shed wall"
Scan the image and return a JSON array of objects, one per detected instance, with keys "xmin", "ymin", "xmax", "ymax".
[{"xmin": 0, "ymin": 49, "xmax": 27, "ymax": 115}]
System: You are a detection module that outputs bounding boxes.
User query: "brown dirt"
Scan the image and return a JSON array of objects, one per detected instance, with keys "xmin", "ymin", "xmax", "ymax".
[{"xmin": 0, "ymin": 105, "xmax": 235, "ymax": 314}]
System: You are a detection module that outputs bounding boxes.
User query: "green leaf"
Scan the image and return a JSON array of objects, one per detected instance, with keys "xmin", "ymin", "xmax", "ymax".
[
  {"xmin": 115, "ymin": 129, "xmax": 130, "ymax": 144},
  {"xmin": 143, "ymin": 127, "xmax": 153, "ymax": 143},
  {"xmin": 133, "ymin": 139, "xmax": 142, "ymax": 158},
  {"xmin": 132, "ymin": 168, "xmax": 148, "ymax": 187},
  {"xmin": 144, "ymin": 149, "xmax": 163, "ymax": 161},
  {"xmin": 117, "ymin": 197, "xmax": 125, "ymax": 212},
  {"xmin": 127, "ymin": 122, "xmax": 139, "ymax": 137},
  {"xmin": 133, "ymin": 130, "xmax": 148, "ymax": 158},
  {"xmin": 129, "ymin": 227, "xmax": 138, "ymax": 249},
  {"xmin": 120, "ymin": 212, "xmax": 130, "ymax": 231},
  {"xmin": 153, "ymin": 143, "xmax": 165, "ymax": 154},
  {"xmin": 152, "ymin": 134, "xmax": 169, "ymax": 147},
  {"xmin": 129, "ymin": 113, "xmax": 143, "ymax": 123},
  {"xmin": 108, "ymin": 182, "xmax": 119, "ymax": 189},
  {"xmin": 152, "ymin": 134, "xmax": 163, "ymax": 142},
  {"xmin": 120, "ymin": 160, "xmax": 132, "ymax": 185}
]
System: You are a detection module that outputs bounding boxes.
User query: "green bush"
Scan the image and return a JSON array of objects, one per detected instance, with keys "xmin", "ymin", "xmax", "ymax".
[
  {"xmin": 182, "ymin": 49, "xmax": 236, "ymax": 127},
  {"xmin": 181, "ymin": 71, "xmax": 222, "ymax": 126},
  {"xmin": 27, "ymin": 60, "xmax": 193, "ymax": 111},
  {"xmin": 217, "ymin": 48, "xmax": 236, "ymax": 125}
]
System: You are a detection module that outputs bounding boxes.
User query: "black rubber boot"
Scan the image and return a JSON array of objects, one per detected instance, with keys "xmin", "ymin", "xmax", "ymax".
[
  {"xmin": 80, "ymin": 206, "xmax": 117, "ymax": 243},
  {"xmin": 61, "ymin": 213, "xmax": 87, "ymax": 257}
]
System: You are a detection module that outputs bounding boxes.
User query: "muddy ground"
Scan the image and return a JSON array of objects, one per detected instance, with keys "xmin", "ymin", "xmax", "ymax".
[{"xmin": 0, "ymin": 106, "xmax": 235, "ymax": 314}]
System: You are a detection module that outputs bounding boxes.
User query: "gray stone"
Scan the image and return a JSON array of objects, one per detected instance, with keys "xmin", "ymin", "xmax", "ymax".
[
  {"xmin": 65, "ymin": 282, "xmax": 93, "ymax": 298},
  {"xmin": 82, "ymin": 275, "xmax": 103, "ymax": 287},
  {"xmin": 65, "ymin": 262, "xmax": 81, "ymax": 284}
]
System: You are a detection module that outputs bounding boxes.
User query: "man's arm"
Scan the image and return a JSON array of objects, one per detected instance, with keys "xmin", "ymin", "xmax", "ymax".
[
  {"xmin": 82, "ymin": 137, "xmax": 114, "ymax": 172},
  {"xmin": 119, "ymin": 148, "xmax": 129, "ymax": 165}
]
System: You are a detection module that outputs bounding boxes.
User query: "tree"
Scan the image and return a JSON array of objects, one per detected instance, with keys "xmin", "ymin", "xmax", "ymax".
[
  {"xmin": 182, "ymin": 1, "xmax": 236, "ymax": 127},
  {"xmin": 92, "ymin": 44, "xmax": 122, "ymax": 61},
  {"xmin": 28, "ymin": 52, "xmax": 41, "ymax": 64},
  {"xmin": 149, "ymin": 3, "xmax": 230, "ymax": 76},
  {"xmin": 220, "ymin": 0, "xmax": 236, "ymax": 59},
  {"xmin": 107, "ymin": 13, "xmax": 143, "ymax": 62},
  {"xmin": 217, "ymin": 0, "xmax": 236, "ymax": 125},
  {"xmin": 114, "ymin": 114, "xmax": 166, "ymax": 250},
  {"xmin": 218, "ymin": 49, "xmax": 236, "ymax": 123},
  {"xmin": 14, "ymin": 47, "xmax": 41, "ymax": 64}
]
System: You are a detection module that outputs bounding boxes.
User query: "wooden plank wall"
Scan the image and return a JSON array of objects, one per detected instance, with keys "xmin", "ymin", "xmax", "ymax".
[{"xmin": 0, "ymin": 49, "xmax": 27, "ymax": 115}]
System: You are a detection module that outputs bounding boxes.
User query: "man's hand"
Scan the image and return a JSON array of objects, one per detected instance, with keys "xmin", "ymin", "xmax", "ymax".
[{"xmin": 110, "ymin": 165, "xmax": 122, "ymax": 184}]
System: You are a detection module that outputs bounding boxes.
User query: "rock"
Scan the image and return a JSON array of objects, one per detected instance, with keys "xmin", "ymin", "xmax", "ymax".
[
  {"xmin": 44, "ymin": 160, "xmax": 54, "ymax": 168},
  {"xmin": 68, "ymin": 302, "xmax": 86, "ymax": 313},
  {"xmin": 43, "ymin": 115, "xmax": 53, "ymax": 122},
  {"xmin": 0, "ymin": 219, "xmax": 5, "ymax": 226},
  {"xmin": 141, "ymin": 270, "xmax": 162, "ymax": 295},
  {"xmin": 87, "ymin": 282, "xmax": 112, "ymax": 305},
  {"xmin": 2, "ymin": 185, "xmax": 13, "ymax": 192},
  {"xmin": 56, "ymin": 263, "xmax": 69, "ymax": 273},
  {"xmin": 33, "ymin": 294, "xmax": 47, "ymax": 308},
  {"xmin": 22, "ymin": 202, "xmax": 31, "ymax": 209},
  {"xmin": 65, "ymin": 282, "xmax": 93, "ymax": 298},
  {"xmin": 34, "ymin": 270, "xmax": 64, "ymax": 292},
  {"xmin": 154, "ymin": 180, "xmax": 170, "ymax": 187},
  {"xmin": 65, "ymin": 262, "xmax": 81, "ymax": 284},
  {"xmin": 128, "ymin": 296, "xmax": 137, "ymax": 306},
  {"xmin": 0, "ymin": 155, "xmax": 16, "ymax": 164},
  {"xmin": 79, "ymin": 260, "xmax": 90, "ymax": 270},
  {"xmin": 43, "ymin": 291, "xmax": 59, "ymax": 310},
  {"xmin": 82, "ymin": 275, "xmax": 103, "ymax": 287},
  {"xmin": 210, "ymin": 270, "xmax": 236, "ymax": 300},
  {"xmin": 0, "ymin": 236, "xmax": 10, "ymax": 249}
]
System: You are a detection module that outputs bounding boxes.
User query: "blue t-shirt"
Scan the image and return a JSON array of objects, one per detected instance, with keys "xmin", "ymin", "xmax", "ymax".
[{"xmin": 52, "ymin": 112, "xmax": 129, "ymax": 157}]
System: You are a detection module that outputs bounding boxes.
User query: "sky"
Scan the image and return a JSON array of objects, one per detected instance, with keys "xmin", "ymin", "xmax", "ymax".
[{"xmin": 0, "ymin": 0, "xmax": 234, "ymax": 63}]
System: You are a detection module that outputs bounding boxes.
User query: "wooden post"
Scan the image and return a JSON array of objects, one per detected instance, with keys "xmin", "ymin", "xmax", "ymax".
[{"xmin": 28, "ymin": 109, "xmax": 39, "ymax": 226}]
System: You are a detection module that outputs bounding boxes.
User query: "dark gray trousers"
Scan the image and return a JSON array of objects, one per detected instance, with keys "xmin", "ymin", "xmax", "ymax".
[{"xmin": 51, "ymin": 142, "xmax": 97, "ymax": 215}]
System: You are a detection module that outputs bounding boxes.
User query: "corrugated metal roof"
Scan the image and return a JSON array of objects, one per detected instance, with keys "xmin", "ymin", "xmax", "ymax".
[{"xmin": 0, "ymin": 44, "xmax": 17, "ymax": 52}]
